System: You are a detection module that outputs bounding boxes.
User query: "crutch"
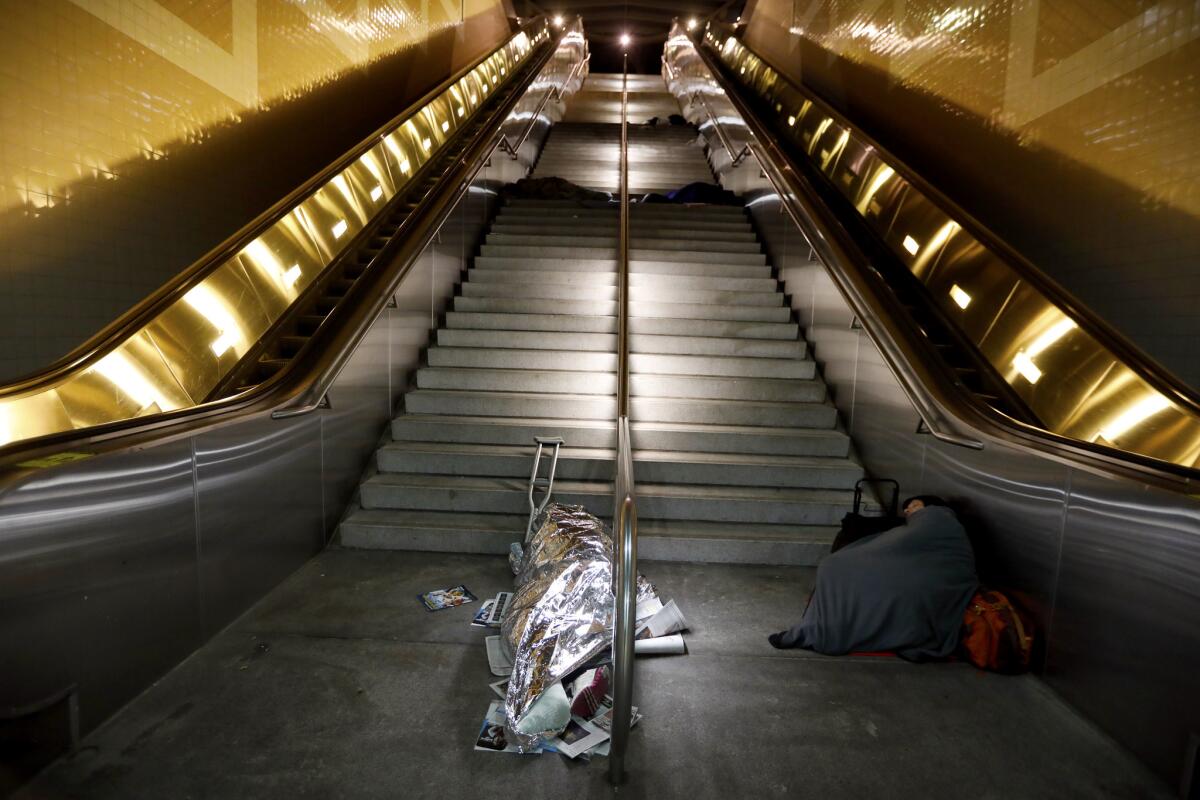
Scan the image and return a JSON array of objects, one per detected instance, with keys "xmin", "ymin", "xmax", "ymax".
[{"xmin": 525, "ymin": 436, "xmax": 565, "ymax": 543}]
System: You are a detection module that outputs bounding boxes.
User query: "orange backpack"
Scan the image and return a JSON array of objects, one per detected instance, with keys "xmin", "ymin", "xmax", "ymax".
[{"xmin": 959, "ymin": 589, "xmax": 1034, "ymax": 674}]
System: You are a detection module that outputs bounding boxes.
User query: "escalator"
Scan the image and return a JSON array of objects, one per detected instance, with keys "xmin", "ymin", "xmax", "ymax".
[{"xmin": 2, "ymin": 14, "xmax": 1199, "ymax": 796}]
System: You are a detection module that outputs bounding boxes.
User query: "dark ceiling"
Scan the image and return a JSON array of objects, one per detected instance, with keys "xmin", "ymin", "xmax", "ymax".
[{"xmin": 517, "ymin": 0, "xmax": 742, "ymax": 72}]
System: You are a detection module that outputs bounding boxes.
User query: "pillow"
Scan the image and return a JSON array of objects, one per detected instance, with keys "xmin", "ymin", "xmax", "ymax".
[{"xmin": 514, "ymin": 681, "xmax": 570, "ymax": 736}]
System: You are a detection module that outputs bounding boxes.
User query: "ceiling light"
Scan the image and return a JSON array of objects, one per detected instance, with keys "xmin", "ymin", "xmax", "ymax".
[
  {"xmin": 687, "ymin": 18, "xmax": 697, "ymax": 30},
  {"xmin": 620, "ymin": 33, "xmax": 631, "ymax": 47},
  {"xmin": 553, "ymin": 15, "xmax": 564, "ymax": 26}
]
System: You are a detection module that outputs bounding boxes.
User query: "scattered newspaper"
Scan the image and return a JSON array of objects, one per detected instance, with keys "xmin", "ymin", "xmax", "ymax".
[
  {"xmin": 418, "ymin": 584, "xmax": 477, "ymax": 612},
  {"xmin": 543, "ymin": 695, "xmax": 642, "ymax": 759},
  {"xmin": 485, "ymin": 635, "xmax": 513, "ymax": 677},
  {"xmin": 634, "ymin": 633, "xmax": 686, "ymax": 655},
  {"xmin": 635, "ymin": 599, "xmax": 688, "ymax": 639},
  {"xmin": 470, "ymin": 599, "xmax": 495, "ymax": 627}
]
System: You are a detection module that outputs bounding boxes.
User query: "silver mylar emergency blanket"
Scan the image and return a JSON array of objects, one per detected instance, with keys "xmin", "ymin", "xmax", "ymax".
[{"xmin": 502, "ymin": 503, "xmax": 653, "ymax": 750}]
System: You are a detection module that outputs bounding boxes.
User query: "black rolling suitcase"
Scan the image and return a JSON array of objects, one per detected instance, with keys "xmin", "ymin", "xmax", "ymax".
[{"xmin": 830, "ymin": 478, "xmax": 904, "ymax": 553}]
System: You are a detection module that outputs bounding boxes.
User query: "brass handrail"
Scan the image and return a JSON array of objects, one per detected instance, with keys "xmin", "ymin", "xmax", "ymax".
[{"xmin": 609, "ymin": 53, "xmax": 637, "ymax": 786}]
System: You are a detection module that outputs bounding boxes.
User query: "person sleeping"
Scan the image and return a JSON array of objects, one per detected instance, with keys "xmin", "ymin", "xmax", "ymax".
[{"xmin": 768, "ymin": 496, "xmax": 978, "ymax": 661}]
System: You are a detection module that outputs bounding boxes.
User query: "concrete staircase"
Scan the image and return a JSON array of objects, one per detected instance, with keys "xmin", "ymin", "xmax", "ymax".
[
  {"xmin": 338, "ymin": 73, "xmax": 863, "ymax": 564},
  {"xmin": 532, "ymin": 72, "xmax": 713, "ymax": 196}
]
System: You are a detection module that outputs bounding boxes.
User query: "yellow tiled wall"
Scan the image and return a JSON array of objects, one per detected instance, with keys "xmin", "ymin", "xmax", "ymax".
[
  {"xmin": 0, "ymin": 0, "xmax": 509, "ymax": 381},
  {"xmin": 743, "ymin": 0, "xmax": 1200, "ymax": 388},
  {"xmin": 0, "ymin": 0, "xmax": 501, "ymax": 215}
]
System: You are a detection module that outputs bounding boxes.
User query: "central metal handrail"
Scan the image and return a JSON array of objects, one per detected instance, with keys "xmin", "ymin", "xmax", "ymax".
[{"xmin": 609, "ymin": 53, "xmax": 637, "ymax": 786}]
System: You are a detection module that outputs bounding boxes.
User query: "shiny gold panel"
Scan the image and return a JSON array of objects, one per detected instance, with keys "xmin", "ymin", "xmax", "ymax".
[
  {"xmin": 0, "ymin": 23, "xmax": 563, "ymax": 447},
  {"xmin": 702, "ymin": 26, "xmax": 1200, "ymax": 470},
  {"xmin": 741, "ymin": 0, "xmax": 1200, "ymax": 390}
]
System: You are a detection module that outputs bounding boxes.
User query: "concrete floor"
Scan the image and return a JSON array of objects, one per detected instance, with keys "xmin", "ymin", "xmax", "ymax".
[{"xmin": 20, "ymin": 550, "xmax": 1170, "ymax": 799}]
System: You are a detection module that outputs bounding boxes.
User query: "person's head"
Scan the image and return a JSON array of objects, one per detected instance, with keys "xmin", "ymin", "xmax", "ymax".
[{"xmin": 902, "ymin": 495, "xmax": 948, "ymax": 518}]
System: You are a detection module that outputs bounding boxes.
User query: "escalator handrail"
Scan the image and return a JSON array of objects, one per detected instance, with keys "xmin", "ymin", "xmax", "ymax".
[
  {"xmin": 684, "ymin": 31, "xmax": 1200, "ymax": 487},
  {"xmin": 667, "ymin": 53, "xmax": 981, "ymax": 449},
  {"xmin": 0, "ymin": 17, "xmax": 551, "ymax": 400},
  {"xmin": 698, "ymin": 22, "xmax": 1200, "ymax": 422},
  {"xmin": 0, "ymin": 20, "xmax": 576, "ymax": 462},
  {"xmin": 499, "ymin": 52, "xmax": 589, "ymax": 159},
  {"xmin": 275, "ymin": 30, "xmax": 585, "ymax": 420}
]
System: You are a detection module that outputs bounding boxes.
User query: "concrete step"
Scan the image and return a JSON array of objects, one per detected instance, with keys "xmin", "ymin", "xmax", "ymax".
[
  {"xmin": 436, "ymin": 328, "xmax": 616, "ymax": 352},
  {"xmin": 630, "ymin": 352, "xmax": 815, "ymax": 380},
  {"xmin": 631, "ymin": 396, "xmax": 836, "ymax": 427},
  {"xmin": 630, "ymin": 333, "xmax": 806, "ymax": 358},
  {"xmin": 454, "ymin": 297, "xmax": 788, "ymax": 321},
  {"xmin": 467, "ymin": 268, "xmax": 615, "ymax": 287},
  {"xmin": 499, "ymin": 203, "xmax": 745, "ymax": 218},
  {"xmin": 489, "ymin": 221, "xmax": 755, "ymax": 236},
  {"xmin": 446, "ymin": 311, "xmax": 618, "ymax": 333},
  {"xmin": 376, "ymin": 441, "xmax": 860, "ymax": 489},
  {"xmin": 390, "ymin": 414, "xmax": 848, "ymax": 456},
  {"xmin": 461, "ymin": 281, "xmax": 617, "ymax": 302},
  {"xmin": 484, "ymin": 234, "xmax": 761, "ymax": 255},
  {"xmin": 637, "ymin": 519, "xmax": 836, "ymax": 565},
  {"xmin": 462, "ymin": 281, "xmax": 782, "ymax": 307},
  {"xmin": 474, "ymin": 256, "xmax": 769, "ymax": 279},
  {"xmin": 339, "ymin": 507, "xmax": 524, "ymax": 553},
  {"xmin": 404, "ymin": 389, "xmax": 616, "ymax": 419},
  {"xmin": 633, "ymin": 316, "xmax": 801, "ymax": 340},
  {"xmin": 451, "ymin": 298, "xmax": 619, "ymax": 318},
  {"xmin": 631, "ymin": 373, "xmax": 824, "ymax": 402},
  {"xmin": 630, "ymin": 248, "xmax": 765, "ymax": 266},
  {"xmin": 473, "ymin": 257, "xmax": 617, "ymax": 273},
  {"xmin": 393, "ymin": 414, "xmax": 618, "ymax": 449},
  {"xmin": 426, "ymin": 346, "xmax": 616, "ymax": 372},
  {"xmin": 446, "ymin": 310, "xmax": 798, "ymax": 338},
  {"xmin": 477, "ymin": 244, "xmax": 758, "ymax": 266},
  {"xmin": 339, "ymin": 506, "xmax": 838, "ymax": 566},
  {"xmin": 468, "ymin": 269, "xmax": 777, "ymax": 294},
  {"xmin": 415, "ymin": 367, "xmax": 617, "ymax": 395},
  {"xmin": 360, "ymin": 473, "xmax": 853, "ymax": 525}
]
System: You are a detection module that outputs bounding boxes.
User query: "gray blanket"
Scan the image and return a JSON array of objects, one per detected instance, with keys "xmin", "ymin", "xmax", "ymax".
[{"xmin": 777, "ymin": 505, "xmax": 978, "ymax": 660}]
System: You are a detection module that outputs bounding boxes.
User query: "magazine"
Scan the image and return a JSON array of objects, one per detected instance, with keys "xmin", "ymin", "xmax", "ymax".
[
  {"xmin": 473, "ymin": 700, "xmax": 545, "ymax": 754},
  {"xmin": 471, "ymin": 599, "xmax": 496, "ymax": 627},
  {"xmin": 418, "ymin": 584, "xmax": 477, "ymax": 612},
  {"xmin": 545, "ymin": 716, "xmax": 609, "ymax": 759}
]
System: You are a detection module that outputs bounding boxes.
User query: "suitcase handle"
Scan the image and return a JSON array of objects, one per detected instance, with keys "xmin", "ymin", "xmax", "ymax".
[{"xmin": 853, "ymin": 478, "xmax": 899, "ymax": 517}]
